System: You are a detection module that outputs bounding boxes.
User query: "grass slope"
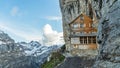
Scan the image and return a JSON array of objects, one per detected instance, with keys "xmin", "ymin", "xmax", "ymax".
[{"xmin": 41, "ymin": 51, "xmax": 65, "ymax": 68}]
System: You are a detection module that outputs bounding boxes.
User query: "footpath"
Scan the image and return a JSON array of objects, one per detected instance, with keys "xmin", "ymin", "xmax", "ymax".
[{"xmin": 56, "ymin": 53, "xmax": 95, "ymax": 68}]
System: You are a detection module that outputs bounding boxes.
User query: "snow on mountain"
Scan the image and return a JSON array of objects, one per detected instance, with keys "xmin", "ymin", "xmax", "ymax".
[
  {"xmin": 17, "ymin": 41, "xmax": 61, "ymax": 68},
  {"xmin": 0, "ymin": 30, "xmax": 4, "ymax": 34},
  {"xmin": 0, "ymin": 30, "xmax": 61, "ymax": 68},
  {"xmin": 0, "ymin": 30, "xmax": 14, "ymax": 45},
  {"xmin": 18, "ymin": 41, "xmax": 50, "ymax": 56}
]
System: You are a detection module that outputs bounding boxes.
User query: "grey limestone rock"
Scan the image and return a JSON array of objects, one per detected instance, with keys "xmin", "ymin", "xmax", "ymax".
[{"xmin": 59, "ymin": 0, "xmax": 120, "ymax": 67}]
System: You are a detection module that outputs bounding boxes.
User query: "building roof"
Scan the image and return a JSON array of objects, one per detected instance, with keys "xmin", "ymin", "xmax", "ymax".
[{"xmin": 69, "ymin": 13, "xmax": 93, "ymax": 25}]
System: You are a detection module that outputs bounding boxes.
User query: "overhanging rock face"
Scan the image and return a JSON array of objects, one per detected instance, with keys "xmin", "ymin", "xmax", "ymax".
[
  {"xmin": 60, "ymin": 0, "xmax": 120, "ymax": 67},
  {"xmin": 59, "ymin": 0, "xmax": 98, "ymax": 57}
]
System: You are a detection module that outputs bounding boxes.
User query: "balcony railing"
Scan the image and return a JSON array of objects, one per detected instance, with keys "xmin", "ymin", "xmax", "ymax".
[
  {"xmin": 70, "ymin": 27, "xmax": 97, "ymax": 32},
  {"xmin": 70, "ymin": 33, "xmax": 97, "ymax": 37}
]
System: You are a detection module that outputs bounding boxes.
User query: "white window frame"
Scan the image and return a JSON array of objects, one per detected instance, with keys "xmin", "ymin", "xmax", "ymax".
[{"xmin": 80, "ymin": 23, "xmax": 84, "ymax": 28}]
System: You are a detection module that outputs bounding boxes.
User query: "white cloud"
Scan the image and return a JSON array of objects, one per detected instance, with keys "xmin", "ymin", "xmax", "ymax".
[
  {"xmin": 0, "ymin": 22, "xmax": 42, "ymax": 42},
  {"xmin": 10, "ymin": 6, "xmax": 22, "ymax": 16},
  {"xmin": 0, "ymin": 22, "xmax": 64, "ymax": 46},
  {"xmin": 46, "ymin": 16, "xmax": 62, "ymax": 21},
  {"xmin": 43, "ymin": 24, "xmax": 64, "ymax": 46}
]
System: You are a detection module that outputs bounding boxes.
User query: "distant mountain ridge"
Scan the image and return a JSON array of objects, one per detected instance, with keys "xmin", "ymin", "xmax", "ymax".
[{"xmin": 0, "ymin": 30, "xmax": 61, "ymax": 68}]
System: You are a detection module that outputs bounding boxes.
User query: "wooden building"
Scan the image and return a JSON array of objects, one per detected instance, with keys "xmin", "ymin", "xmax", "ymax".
[{"xmin": 69, "ymin": 13, "xmax": 98, "ymax": 51}]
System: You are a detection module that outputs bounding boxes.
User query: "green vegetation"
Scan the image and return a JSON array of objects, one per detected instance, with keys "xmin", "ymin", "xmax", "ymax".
[{"xmin": 41, "ymin": 51, "xmax": 65, "ymax": 68}]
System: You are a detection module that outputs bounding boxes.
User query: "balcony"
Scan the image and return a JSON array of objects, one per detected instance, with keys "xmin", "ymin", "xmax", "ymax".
[
  {"xmin": 70, "ymin": 32, "xmax": 97, "ymax": 37},
  {"xmin": 71, "ymin": 27, "xmax": 97, "ymax": 32},
  {"xmin": 71, "ymin": 28, "xmax": 84, "ymax": 32}
]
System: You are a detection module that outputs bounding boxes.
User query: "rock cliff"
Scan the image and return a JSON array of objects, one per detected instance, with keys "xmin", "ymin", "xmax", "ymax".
[
  {"xmin": 60, "ymin": 0, "xmax": 120, "ymax": 68},
  {"xmin": 93, "ymin": 0, "xmax": 120, "ymax": 68},
  {"xmin": 59, "ymin": 0, "xmax": 98, "ymax": 51}
]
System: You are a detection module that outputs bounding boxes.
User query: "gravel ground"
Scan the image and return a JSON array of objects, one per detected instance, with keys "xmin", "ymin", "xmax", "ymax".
[{"xmin": 56, "ymin": 56, "xmax": 95, "ymax": 68}]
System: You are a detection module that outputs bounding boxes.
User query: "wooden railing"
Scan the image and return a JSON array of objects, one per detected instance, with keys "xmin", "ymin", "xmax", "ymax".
[
  {"xmin": 71, "ymin": 27, "xmax": 97, "ymax": 32},
  {"xmin": 70, "ymin": 33, "xmax": 97, "ymax": 37}
]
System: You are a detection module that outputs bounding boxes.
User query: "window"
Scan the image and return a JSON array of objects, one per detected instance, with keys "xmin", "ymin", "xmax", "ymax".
[
  {"xmin": 88, "ymin": 37, "xmax": 91, "ymax": 44},
  {"xmin": 93, "ymin": 36, "xmax": 96, "ymax": 44},
  {"xmin": 73, "ymin": 23, "xmax": 79, "ymax": 29},
  {"xmin": 71, "ymin": 32, "xmax": 75, "ymax": 34},
  {"xmin": 80, "ymin": 31, "xmax": 84, "ymax": 34},
  {"xmin": 75, "ymin": 32, "xmax": 80, "ymax": 35},
  {"xmin": 84, "ymin": 37, "xmax": 87, "ymax": 44},
  {"xmin": 80, "ymin": 37, "xmax": 83, "ymax": 44},
  {"xmin": 80, "ymin": 23, "xmax": 84, "ymax": 28}
]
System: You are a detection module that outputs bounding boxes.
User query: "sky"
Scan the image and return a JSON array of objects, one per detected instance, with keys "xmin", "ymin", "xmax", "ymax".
[{"xmin": 0, "ymin": 0, "xmax": 64, "ymax": 45}]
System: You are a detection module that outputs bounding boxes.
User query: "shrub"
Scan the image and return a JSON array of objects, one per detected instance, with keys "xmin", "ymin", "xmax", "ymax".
[{"xmin": 41, "ymin": 51, "xmax": 65, "ymax": 68}]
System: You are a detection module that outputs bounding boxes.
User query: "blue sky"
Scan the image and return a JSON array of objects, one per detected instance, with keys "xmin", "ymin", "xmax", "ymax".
[{"xmin": 0, "ymin": 0, "xmax": 63, "ymax": 43}]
